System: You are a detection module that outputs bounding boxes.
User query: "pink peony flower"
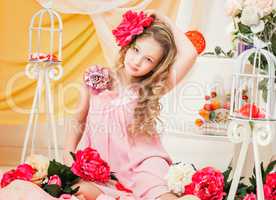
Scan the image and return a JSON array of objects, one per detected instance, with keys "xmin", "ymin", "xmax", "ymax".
[
  {"xmin": 84, "ymin": 65, "xmax": 112, "ymax": 95},
  {"xmin": 184, "ymin": 167, "xmax": 225, "ymax": 200},
  {"xmin": 112, "ymin": 10, "xmax": 154, "ymax": 47},
  {"xmin": 1, "ymin": 164, "xmax": 35, "ymax": 188},
  {"xmin": 48, "ymin": 175, "xmax": 62, "ymax": 187},
  {"xmin": 226, "ymin": 0, "xmax": 243, "ymax": 16},
  {"xmin": 263, "ymin": 172, "xmax": 276, "ymax": 200},
  {"xmin": 71, "ymin": 147, "xmax": 110, "ymax": 183},
  {"xmin": 243, "ymin": 193, "xmax": 257, "ymax": 200}
]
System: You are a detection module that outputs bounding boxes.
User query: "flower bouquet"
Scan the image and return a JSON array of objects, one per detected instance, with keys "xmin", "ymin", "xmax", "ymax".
[
  {"xmin": 166, "ymin": 160, "xmax": 276, "ymax": 200},
  {"xmin": 0, "ymin": 147, "xmax": 132, "ymax": 198}
]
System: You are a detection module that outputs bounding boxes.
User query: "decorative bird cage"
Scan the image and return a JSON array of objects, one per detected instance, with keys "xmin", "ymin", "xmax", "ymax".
[
  {"xmin": 230, "ymin": 37, "xmax": 276, "ymax": 121},
  {"xmin": 227, "ymin": 37, "xmax": 276, "ymax": 200},
  {"xmin": 21, "ymin": 3, "xmax": 63, "ymax": 163}
]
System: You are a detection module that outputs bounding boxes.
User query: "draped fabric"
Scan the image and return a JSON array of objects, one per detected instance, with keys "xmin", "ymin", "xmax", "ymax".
[{"xmin": 0, "ymin": 0, "xmax": 180, "ymax": 124}]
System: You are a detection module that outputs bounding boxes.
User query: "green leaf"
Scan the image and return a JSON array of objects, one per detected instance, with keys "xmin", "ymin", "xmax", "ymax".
[
  {"xmin": 71, "ymin": 186, "xmax": 80, "ymax": 195},
  {"xmin": 42, "ymin": 184, "xmax": 62, "ymax": 198},
  {"xmin": 262, "ymin": 87, "xmax": 268, "ymax": 103},
  {"xmin": 271, "ymin": 33, "xmax": 276, "ymax": 55},
  {"xmin": 265, "ymin": 160, "xmax": 276, "ymax": 174},
  {"xmin": 238, "ymin": 23, "xmax": 252, "ymax": 34},
  {"xmin": 110, "ymin": 172, "xmax": 118, "ymax": 181},
  {"xmin": 47, "ymin": 160, "xmax": 79, "ymax": 187},
  {"xmin": 70, "ymin": 152, "xmax": 76, "ymax": 161}
]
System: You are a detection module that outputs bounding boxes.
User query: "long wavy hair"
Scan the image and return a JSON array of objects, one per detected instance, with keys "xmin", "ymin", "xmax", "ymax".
[{"xmin": 115, "ymin": 17, "xmax": 177, "ymax": 137}]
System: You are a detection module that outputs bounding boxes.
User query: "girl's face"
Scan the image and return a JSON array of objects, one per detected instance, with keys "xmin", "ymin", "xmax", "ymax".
[{"xmin": 124, "ymin": 36, "xmax": 164, "ymax": 77}]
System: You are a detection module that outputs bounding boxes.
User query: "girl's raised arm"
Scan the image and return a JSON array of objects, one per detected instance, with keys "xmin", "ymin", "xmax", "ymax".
[
  {"xmin": 146, "ymin": 10, "xmax": 199, "ymax": 93},
  {"xmin": 166, "ymin": 26, "xmax": 198, "ymax": 92}
]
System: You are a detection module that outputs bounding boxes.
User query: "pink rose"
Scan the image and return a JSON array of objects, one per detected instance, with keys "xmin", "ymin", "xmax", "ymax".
[
  {"xmin": 59, "ymin": 194, "xmax": 72, "ymax": 199},
  {"xmin": 263, "ymin": 172, "xmax": 276, "ymax": 200},
  {"xmin": 48, "ymin": 175, "xmax": 62, "ymax": 187},
  {"xmin": 1, "ymin": 164, "xmax": 35, "ymax": 188},
  {"xmin": 184, "ymin": 167, "xmax": 225, "ymax": 200},
  {"xmin": 243, "ymin": 193, "xmax": 257, "ymax": 200},
  {"xmin": 71, "ymin": 147, "xmax": 110, "ymax": 183},
  {"xmin": 112, "ymin": 10, "xmax": 154, "ymax": 47}
]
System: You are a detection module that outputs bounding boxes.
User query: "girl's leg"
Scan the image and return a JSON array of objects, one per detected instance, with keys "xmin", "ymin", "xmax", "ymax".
[
  {"xmin": 0, "ymin": 180, "xmax": 56, "ymax": 200},
  {"xmin": 74, "ymin": 180, "xmax": 103, "ymax": 200}
]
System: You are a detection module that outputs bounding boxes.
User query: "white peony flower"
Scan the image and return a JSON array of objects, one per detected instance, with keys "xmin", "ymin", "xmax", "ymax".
[
  {"xmin": 165, "ymin": 163, "xmax": 196, "ymax": 196},
  {"xmin": 226, "ymin": 0, "xmax": 244, "ymax": 16},
  {"xmin": 251, "ymin": 20, "xmax": 265, "ymax": 33},
  {"xmin": 26, "ymin": 154, "xmax": 50, "ymax": 184},
  {"xmin": 241, "ymin": 6, "xmax": 260, "ymax": 26},
  {"xmin": 244, "ymin": 0, "xmax": 273, "ymax": 17}
]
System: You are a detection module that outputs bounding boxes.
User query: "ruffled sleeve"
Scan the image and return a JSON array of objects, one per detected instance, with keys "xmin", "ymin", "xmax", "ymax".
[
  {"xmin": 127, "ymin": 134, "xmax": 172, "ymax": 199},
  {"xmin": 83, "ymin": 64, "xmax": 112, "ymax": 95}
]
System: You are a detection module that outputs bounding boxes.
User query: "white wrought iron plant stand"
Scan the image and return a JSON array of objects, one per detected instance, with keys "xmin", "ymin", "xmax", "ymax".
[
  {"xmin": 21, "ymin": 2, "xmax": 63, "ymax": 163},
  {"xmin": 227, "ymin": 38, "xmax": 276, "ymax": 200}
]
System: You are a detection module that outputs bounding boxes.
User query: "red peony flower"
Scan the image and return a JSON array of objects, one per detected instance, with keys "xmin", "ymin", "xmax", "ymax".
[
  {"xmin": 1, "ymin": 164, "xmax": 35, "ymax": 188},
  {"xmin": 48, "ymin": 175, "xmax": 62, "ymax": 187},
  {"xmin": 84, "ymin": 65, "xmax": 112, "ymax": 95},
  {"xmin": 112, "ymin": 10, "xmax": 154, "ymax": 47},
  {"xmin": 71, "ymin": 147, "xmax": 110, "ymax": 183},
  {"xmin": 243, "ymin": 193, "xmax": 257, "ymax": 200},
  {"xmin": 239, "ymin": 103, "xmax": 265, "ymax": 119},
  {"xmin": 263, "ymin": 172, "xmax": 276, "ymax": 200},
  {"xmin": 115, "ymin": 181, "xmax": 133, "ymax": 193},
  {"xmin": 184, "ymin": 167, "xmax": 225, "ymax": 200}
]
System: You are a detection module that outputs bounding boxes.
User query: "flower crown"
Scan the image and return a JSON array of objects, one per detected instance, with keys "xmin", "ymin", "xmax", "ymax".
[{"xmin": 112, "ymin": 10, "xmax": 154, "ymax": 47}]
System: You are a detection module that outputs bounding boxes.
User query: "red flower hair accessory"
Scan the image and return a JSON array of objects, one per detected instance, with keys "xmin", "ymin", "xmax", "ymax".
[{"xmin": 112, "ymin": 10, "xmax": 154, "ymax": 47}]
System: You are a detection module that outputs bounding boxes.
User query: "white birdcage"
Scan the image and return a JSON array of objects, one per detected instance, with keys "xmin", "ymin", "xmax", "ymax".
[
  {"xmin": 21, "ymin": 2, "xmax": 63, "ymax": 163},
  {"xmin": 227, "ymin": 37, "xmax": 276, "ymax": 200},
  {"xmin": 230, "ymin": 37, "xmax": 276, "ymax": 121}
]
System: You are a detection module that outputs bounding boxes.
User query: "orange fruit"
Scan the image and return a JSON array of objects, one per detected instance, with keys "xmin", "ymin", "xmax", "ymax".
[
  {"xmin": 195, "ymin": 119, "xmax": 204, "ymax": 127},
  {"xmin": 199, "ymin": 109, "xmax": 210, "ymax": 120},
  {"xmin": 210, "ymin": 100, "xmax": 221, "ymax": 110}
]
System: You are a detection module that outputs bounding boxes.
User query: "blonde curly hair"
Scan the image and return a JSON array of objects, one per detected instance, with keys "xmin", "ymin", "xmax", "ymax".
[{"xmin": 115, "ymin": 18, "xmax": 177, "ymax": 137}]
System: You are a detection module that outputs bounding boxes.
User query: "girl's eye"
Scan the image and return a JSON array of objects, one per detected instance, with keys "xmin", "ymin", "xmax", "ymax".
[
  {"xmin": 146, "ymin": 57, "xmax": 153, "ymax": 63},
  {"xmin": 133, "ymin": 46, "xmax": 139, "ymax": 52}
]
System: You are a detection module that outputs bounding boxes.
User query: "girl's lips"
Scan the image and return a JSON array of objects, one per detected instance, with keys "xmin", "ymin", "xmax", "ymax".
[{"xmin": 129, "ymin": 64, "xmax": 138, "ymax": 71}]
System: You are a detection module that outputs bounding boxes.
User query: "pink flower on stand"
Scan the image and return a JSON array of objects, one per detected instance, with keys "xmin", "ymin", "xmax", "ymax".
[
  {"xmin": 184, "ymin": 167, "xmax": 225, "ymax": 200},
  {"xmin": 71, "ymin": 147, "xmax": 110, "ymax": 183},
  {"xmin": 48, "ymin": 175, "xmax": 62, "ymax": 187},
  {"xmin": 243, "ymin": 193, "xmax": 257, "ymax": 200}
]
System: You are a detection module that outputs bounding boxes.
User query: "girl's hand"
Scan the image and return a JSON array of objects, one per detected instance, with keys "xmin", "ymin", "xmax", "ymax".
[
  {"xmin": 177, "ymin": 195, "xmax": 200, "ymax": 200},
  {"xmin": 145, "ymin": 9, "xmax": 173, "ymax": 26},
  {"xmin": 73, "ymin": 180, "xmax": 103, "ymax": 200},
  {"xmin": 63, "ymin": 152, "xmax": 74, "ymax": 166}
]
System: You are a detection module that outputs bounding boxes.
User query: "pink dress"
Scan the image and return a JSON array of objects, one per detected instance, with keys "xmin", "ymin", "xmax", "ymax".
[
  {"xmin": 77, "ymin": 74, "xmax": 172, "ymax": 200},
  {"xmin": 0, "ymin": 66, "xmax": 172, "ymax": 200}
]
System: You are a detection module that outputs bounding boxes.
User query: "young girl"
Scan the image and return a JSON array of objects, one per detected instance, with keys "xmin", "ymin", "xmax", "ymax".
[
  {"xmin": 0, "ymin": 10, "xmax": 202, "ymax": 200},
  {"xmin": 63, "ymin": 10, "xmax": 201, "ymax": 200}
]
